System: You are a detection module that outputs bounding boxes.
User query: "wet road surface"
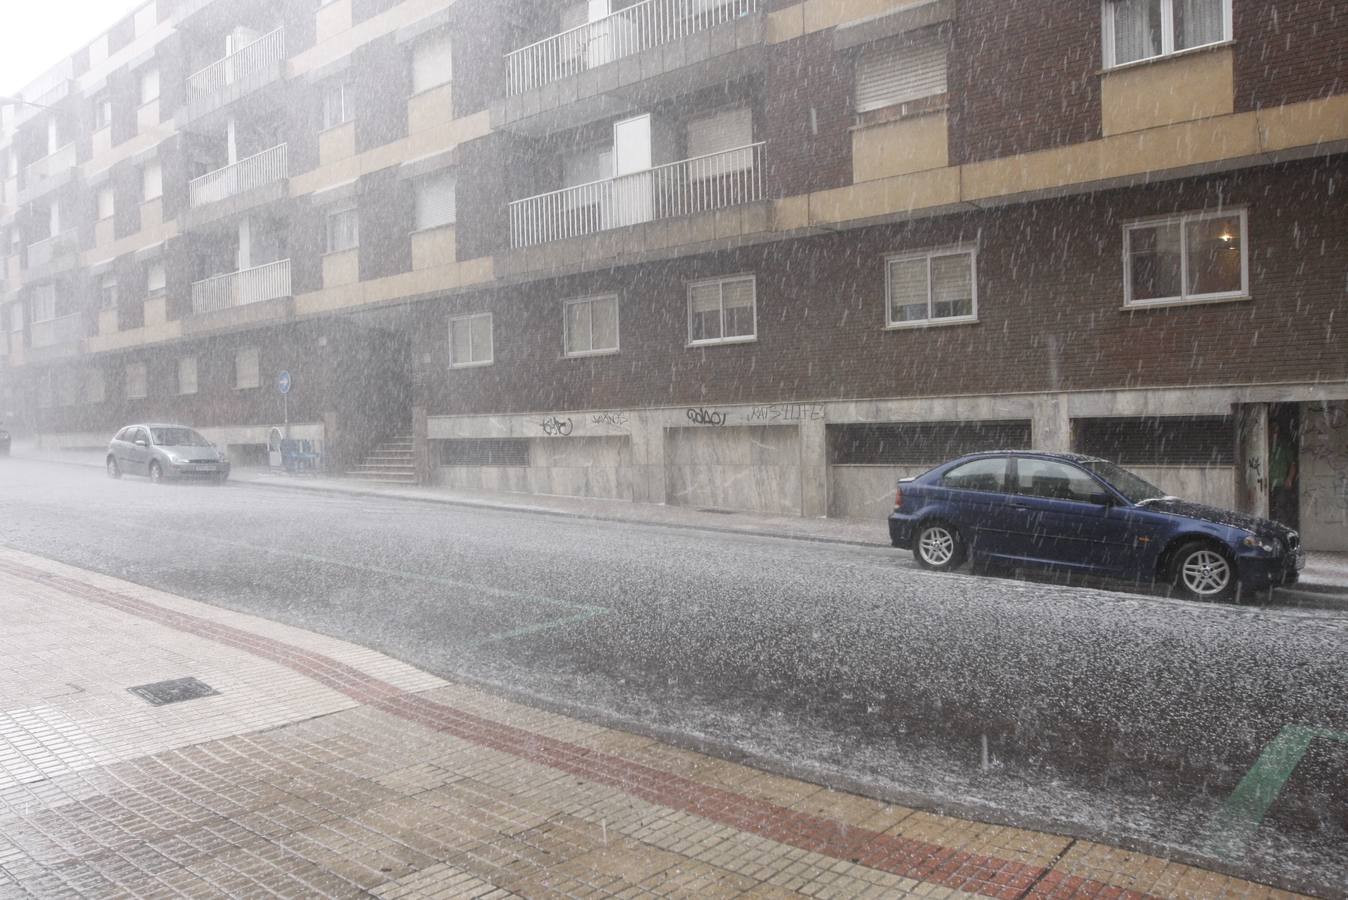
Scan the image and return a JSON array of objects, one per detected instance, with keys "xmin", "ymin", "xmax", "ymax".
[{"xmin": 2, "ymin": 460, "xmax": 1344, "ymax": 895}]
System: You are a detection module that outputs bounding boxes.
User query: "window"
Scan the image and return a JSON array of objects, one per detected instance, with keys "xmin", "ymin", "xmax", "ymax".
[
  {"xmin": 855, "ymin": 35, "xmax": 947, "ymax": 114},
  {"xmin": 1104, "ymin": 0, "xmax": 1231, "ymax": 68},
  {"xmin": 886, "ymin": 246, "xmax": 976, "ymax": 327},
  {"xmin": 97, "ymin": 186, "xmax": 115, "ymax": 221},
  {"xmin": 142, "ymin": 161, "xmax": 162, "ymax": 201},
  {"xmin": 126, "ymin": 361, "xmax": 148, "ymax": 399},
  {"xmin": 563, "ymin": 295, "xmax": 619, "ymax": 357},
  {"xmin": 139, "ymin": 67, "xmax": 160, "ymax": 105},
  {"xmin": 440, "ymin": 439, "xmax": 529, "ymax": 467},
  {"xmin": 686, "ymin": 107, "xmax": 754, "ymax": 170},
  {"xmin": 32, "ymin": 285, "xmax": 56, "ymax": 322},
  {"xmin": 99, "ymin": 274, "xmax": 119, "ymax": 309},
  {"xmin": 449, "ymin": 313, "xmax": 493, "ymax": 368},
  {"xmin": 146, "ymin": 261, "xmax": 166, "ymax": 295},
  {"xmin": 688, "ymin": 275, "xmax": 756, "ymax": 345},
  {"xmin": 8, "ymin": 303, "xmax": 22, "ymax": 333},
  {"xmin": 1124, "ymin": 209, "xmax": 1246, "ymax": 306},
  {"xmin": 942, "ymin": 457, "xmax": 1009, "ymax": 493},
  {"xmin": 176, "ymin": 356, "xmax": 198, "ymax": 395},
  {"xmin": 84, "ymin": 368, "xmax": 105, "ymax": 404},
  {"xmin": 1074, "ymin": 416, "xmax": 1235, "ymax": 465},
  {"xmin": 325, "ymin": 204, "xmax": 359, "ymax": 252},
  {"xmin": 412, "ymin": 30, "xmax": 453, "ymax": 94},
  {"xmin": 235, "ymin": 346, "xmax": 260, "ymax": 389},
  {"xmin": 1013, "ymin": 458, "xmax": 1106, "ymax": 503},
  {"xmin": 93, "ymin": 95, "xmax": 112, "ymax": 130},
  {"xmin": 322, "ymin": 82, "xmax": 352, "ymax": 130},
  {"xmin": 415, "ymin": 172, "xmax": 456, "ymax": 231},
  {"xmin": 828, "ymin": 421, "xmax": 1033, "ymax": 466}
]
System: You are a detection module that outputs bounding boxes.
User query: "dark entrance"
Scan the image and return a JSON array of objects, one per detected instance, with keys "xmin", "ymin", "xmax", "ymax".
[{"xmin": 1268, "ymin": 403, "xmax": 1301, "ymax": 530}]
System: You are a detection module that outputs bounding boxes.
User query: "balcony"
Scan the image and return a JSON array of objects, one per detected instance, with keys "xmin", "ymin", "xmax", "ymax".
[
  {"xmin": 191, "ymin": 258, "xmax": 291, "ymax": 316},
  {"xmin": 188, "ymin": 143, "xmax": 288, "ymax": 210},
  {"xmin": 19, "ymin": 143, "xmax": 77, "ymax": 204},
  {"xmin": 182, "ymin": 26, "xmax": 285, "ymax": 124},
  {"xmin": 496, "ymin": 0, "xmax": 762, "ymax": 134},
  {"xmin": 510, "ymin": 142, "xmax": 764, "ymax": 248},
  {"xmin": 30, "ymin": 313, "xmax": 83, "ymax": 349},
  {"xmin": 24, "ymin": 230, "xmax": 79, "ymax": 274}
]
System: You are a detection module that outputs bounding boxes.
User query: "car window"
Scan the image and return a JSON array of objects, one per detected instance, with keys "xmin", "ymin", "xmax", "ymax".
[
  {"xmin": 114, "ymin": 427, "xmax": 129, "ymax": 441},
  {"xmin": 941, "ymin": 457, "xmax": 1007, "ymax": 493},
  {"xmin": 132, "ymin": 428, "xmax": 148, "ymax": 445},
  {"xmin": 1014, "ymin": 458, "xmax": 1104, "ymax": 503},
  {"xmin": 151, "ymin": 427, "xmax": 209, "ymax": 446}
]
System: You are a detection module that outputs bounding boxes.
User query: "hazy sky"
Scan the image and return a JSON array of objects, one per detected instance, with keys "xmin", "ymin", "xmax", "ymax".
[{"xmin": 1, "ymin": 0, "xmax": 141, "ymax": 96}]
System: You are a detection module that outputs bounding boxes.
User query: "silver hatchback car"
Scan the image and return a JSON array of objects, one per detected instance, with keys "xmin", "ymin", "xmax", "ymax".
[{"xmin": 107, "ymin": 424, "xmax": 230, "ymax": 484}]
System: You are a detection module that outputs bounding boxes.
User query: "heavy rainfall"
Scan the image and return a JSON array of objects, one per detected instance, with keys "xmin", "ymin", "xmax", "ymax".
[{"xmin": 0, "ymin": 0, "xmax": 1345, "ymax": 898}]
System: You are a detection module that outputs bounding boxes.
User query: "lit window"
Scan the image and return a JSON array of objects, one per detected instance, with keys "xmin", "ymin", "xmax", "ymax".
[
  {"xmin": 449, "ymin": 313, "xmax": 493, "ymax": 368},
  {"xmin": 415, "ymin": 172, "xmax": 456, "ymax": 231},
  {"xmin": 563, "ymin": 295, "xmax": 619, "ymax": 357},
  {"xmin": 1104, "ymin": 0, "xmax": 1231, "ymax": 68},
  {"xmin": 1124, "ymin": 209, "xmax": 1247, "ymax": 306},
  {"xmin": 326, "ymin": 204, "xmax": 359, "ymax": 252},
  {"xmin": 688, "ymin": 275, "xmax": 756, "ymax": 345},
  {"xmin": 885, "ymin": 247, "xmax": 977, "ymax": 327}
]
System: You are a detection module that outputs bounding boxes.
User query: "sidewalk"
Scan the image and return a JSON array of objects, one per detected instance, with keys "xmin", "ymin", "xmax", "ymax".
[
  {"xmin": 0, "ymin": 547, "xmax": 1308, "ymax": 899},
  {"xmin": 15, "ymin": 445, "xmax": 1348, "ymax": 599}
]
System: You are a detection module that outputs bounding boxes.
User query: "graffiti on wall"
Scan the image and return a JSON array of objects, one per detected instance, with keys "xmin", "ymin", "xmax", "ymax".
[
  {"xmin": 686, "ymin": 408, "xmax": 728, "ymax": 426},
  {"xmin": 746, "ymin": 403, "xmax": 825, "ymax": 422},
  {"xmin": 541, "ymin": 416, "xmax": 573, "ymax": 436}
]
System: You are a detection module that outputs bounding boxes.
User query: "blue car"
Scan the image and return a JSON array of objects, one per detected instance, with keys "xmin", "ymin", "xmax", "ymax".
[{"xmin": 887, "ymin": 451, "xmax": 1303, "ymax": 601}]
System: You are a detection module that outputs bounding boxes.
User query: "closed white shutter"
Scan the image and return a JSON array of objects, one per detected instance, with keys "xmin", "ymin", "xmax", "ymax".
[
  {"xmin": 142, "ymin": 161, "xmax": 162, "ymax": 200},
  {"xmin": 686, "ymin": 107, "xmax": 753, "ymax": 158},
  {"xmin": 412, "ymin": 31, "xmax": 453, "ymax": 94},
  {"xmin": 415, "ymin": 172, "xmax": 456, "ymax": 230},
  {"xmin": 855, "ymin": 38, "xmax": 947, "ymax": 113},
  {"xmin": 147, "ymin": 261, "xmax": 166, "ymax": 293},
  {"xmin": 97, "ymin": 186, "xmax": 115, "ymax": 220},
  {"xmin": 140, "ymin": 67, "xmax": 160, "ymax": 105}
]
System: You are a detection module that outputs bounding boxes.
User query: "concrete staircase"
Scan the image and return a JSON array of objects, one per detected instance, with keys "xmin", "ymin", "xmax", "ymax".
[{"xmin": 346, "ymin": 433, "xmax": 417, "ymax": 484}]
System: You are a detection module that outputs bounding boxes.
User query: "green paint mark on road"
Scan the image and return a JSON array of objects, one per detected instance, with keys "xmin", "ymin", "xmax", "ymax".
[{"xmin": 1198, "ymin": 725, "xmax": 1348, "ymax": 861}]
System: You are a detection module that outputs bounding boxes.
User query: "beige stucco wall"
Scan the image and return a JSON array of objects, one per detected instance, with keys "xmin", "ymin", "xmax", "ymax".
[
  {"xmin": 852, "ymin": 112, "xmax": 949, "ymax": 183},
  {"xmin": 322, "ymin": 248, "xmax": 360, "ymax": 287},
  {"xmin": 411, "ymin": 225, "xmax": 456, "ymax": 270},
  {"xmin": 318, "ymin": 122, "xmax": 357, "ymax": 167},
  {"xmin": 409, "ymin": 82, "xmax": 455, "ymax": 134},
  {"xmin": 315, "ymin": 0, "xmax": 353, "ymax": 44},
  {"xmin": 1102, "ymin": 47, "xmax": 1234, "ymax": 136}
]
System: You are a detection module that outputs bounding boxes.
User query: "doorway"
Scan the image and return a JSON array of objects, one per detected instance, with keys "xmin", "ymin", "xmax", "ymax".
[{"xmin": 1267, "ymin": 403, "xmax": 1300, "ymax": 530}]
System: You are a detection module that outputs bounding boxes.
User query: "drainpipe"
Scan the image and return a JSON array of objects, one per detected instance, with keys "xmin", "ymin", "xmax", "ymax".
[{"xmin": 413, "ymin": 405, "xmax": 430, "ymax": 485}]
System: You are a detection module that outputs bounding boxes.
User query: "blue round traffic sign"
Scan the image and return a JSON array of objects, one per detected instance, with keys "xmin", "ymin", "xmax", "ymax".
[{"xmin": 278, "ymin": 370, "xmax": 291, "ymax": 395}]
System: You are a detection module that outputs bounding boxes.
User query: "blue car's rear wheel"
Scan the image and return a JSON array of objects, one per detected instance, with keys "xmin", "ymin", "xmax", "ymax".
[
  {"xmin": 914, "ymin": 522, "xmax": 966, "ymax": 571},
  {"xmin": 1171, "ymin": 541, "xmax": 1235, "ymax": 601}
]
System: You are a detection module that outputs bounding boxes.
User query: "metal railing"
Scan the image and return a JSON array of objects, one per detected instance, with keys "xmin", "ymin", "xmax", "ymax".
[
  {"xmin": 191, "ymin": 258, "xmax": 291, "ymax": 315},
  {"xmin": 25, "ymin": 229, "xmax": 77, "ymax": 270},
  {"xmin": 186, "ymin": 26, "xmax": 285, "ymax": 106},
  {"xmin": 507, "ymin": 0, "xmax": 756, "ymax": 96},
  {"xmin": 30, "ymin": 313, "xmax": 83, "ymax": 348},
  {"xmin": 510, "ymin": 142, "xmax": 764, "ymax": 248},
  {"xmin": 24, "ymin": 142, "xmax": 77, "ymax": 183},
  {"xmin": 189, "ymin": 143, "xmax": 287, "ymax": 208}
]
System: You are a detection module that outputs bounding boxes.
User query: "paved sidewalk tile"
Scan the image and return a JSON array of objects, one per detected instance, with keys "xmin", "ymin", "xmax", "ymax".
[{"xmin": 0, "ymin": 547, "xmax": 1308, "ymax": 899}]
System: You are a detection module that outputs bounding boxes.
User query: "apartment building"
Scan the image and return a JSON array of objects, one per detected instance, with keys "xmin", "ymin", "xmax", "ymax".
[{"xmin": 1, "ymin": 0, "xmax": 1345, "ymax": 550}]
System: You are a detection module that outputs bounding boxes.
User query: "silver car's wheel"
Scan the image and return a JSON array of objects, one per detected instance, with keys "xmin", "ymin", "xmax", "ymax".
[
  {"xmin": 914, "ymin": 522, "xmax": 965, "ymax": 571},
  {"xmin": 1173, "ymin": 543, "xmax": 1234, "ymax": 601},
  {"xmin": 148, "ymin": 461, "xmax": 164, "ymax": 484},
  {"xmin": 106, "ymin": 457, "xmax": 121, "ymax": 479}
]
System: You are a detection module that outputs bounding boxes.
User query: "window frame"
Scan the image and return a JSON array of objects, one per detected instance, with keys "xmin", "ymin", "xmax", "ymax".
[
  {"xmin": 562, "ymin": 294, "xmax": 620, "ymax": 358},
  {"xmin": 1101, "ymin": 0, "xmax": 1233, "ymax": 69},
  {"xmin": 686, "ymin": 274, "xmax": 758, "ymax": 347},
  {"xmin": 234, "ymin": 346, "xmax": 260, "ymax": 390},
  {"xmin": 138, "ymin": 66, "xmax": 160, "ymax": 106},
  {"xmin": 884, "ymin": 244, "xmax": 978, "ymax": 329},
  {"xmin": 321, "ymin": 81, "xmax": 352, "ymax": 131},
  {"xmin": 99, "ymin": 274, "xmax": 119, "ymax": 310},
  {"xmin": 96, "ymin": 185, "xmax": 115, "ymax": 222},
  {"xmin": 92, "ymin": 94, "xmax": 112, "ymax": 131},
  {"xmin": 411, "ymin": 30, "xmax": 454, "ymax": 95},
  {"xmin": 414, "ymin": 171, "xmax": 456, "ymax": 232},
  {"xmin": 1122, "ymin": 207, "xmax": 1248, "ymax": 308},
  {"xmin": 146, "ymin": 261, "xmax": 166, "ymax": 296},
  {"xmin": 940, "ymin": 457, "xmax": 1010, "ymax": 494},
  {"xmin": 854, "ymin": 33, "xmax": 949, "ymax": 115},
  {"xmin": 141, "ymin": 160, "xmax": 163, "ymax": 202},
  {"xmin": 448, "ymin": 312, "xmax": 494, "ymax": 369},
  {"xmin": 325, "ymin": 203, "xmax": 360, "ymax": 253},
  {"xmin": 125, "ymin": 361, "xmax": 148, "ymax": 400},
  {"xmin": 176, "ymin": 355, "xmax": 198, "ymax": 396}
]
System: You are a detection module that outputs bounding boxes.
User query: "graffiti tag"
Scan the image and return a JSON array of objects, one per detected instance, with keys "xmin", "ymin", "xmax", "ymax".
[
  {"xmin": 541, "ymin": 416, "xmax": 573, "ymax": 436},
  {"xmin": 686, "ymin": 407, "xmax": 727, "ymax": 426},
  {"xmin": 590, "ymin": 412, "xmax": 630, "ymax": 427},
  {"xmin": 747, "ymin": 403, "xmax": 825, "ymax": 422}
]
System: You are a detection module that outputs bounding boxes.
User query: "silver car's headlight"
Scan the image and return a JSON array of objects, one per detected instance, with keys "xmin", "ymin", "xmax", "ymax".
[{"xmin": 1242, "ymin": 534, "xmax": 1277, "ymax": 553}]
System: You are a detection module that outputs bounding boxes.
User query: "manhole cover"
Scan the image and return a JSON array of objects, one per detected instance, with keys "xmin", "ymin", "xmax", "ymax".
[{"xmin": 127, "ymin": 677, "xmax": 219, "ymax": 706}]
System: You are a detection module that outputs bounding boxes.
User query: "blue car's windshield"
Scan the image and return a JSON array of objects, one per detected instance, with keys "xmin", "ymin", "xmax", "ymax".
[{"xmin": 1078, "ymin": 459, "xmax": 1169, "ymax": 503}]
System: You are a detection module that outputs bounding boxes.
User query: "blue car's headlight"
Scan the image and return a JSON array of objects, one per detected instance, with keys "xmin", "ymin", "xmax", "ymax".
[{"xmin": 1241, "ymin": 534, "xmax": 1277, "ymax": 553}]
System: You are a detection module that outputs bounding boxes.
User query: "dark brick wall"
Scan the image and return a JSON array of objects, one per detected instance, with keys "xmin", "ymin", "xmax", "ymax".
[
  {"xmin": 112, "ymin": 163, "xmax": 142, "ymax": 240},
  {"xmin": 358, "ymin": 167, "xmax": 412, "ymax": 281},
  {"xmin": 415, "ymin": 157, "xmax": 1347, "ymax": 416},
  {"xmin": 763, "ymin": 30, "xmax": 853, "ymax": 196},
  {"xmin": 1234, "ymin": 0, "xmax": 1347, "ymax": 110},
  {"xmin": 353, "ymin": 35, "xmax": 411, "ymax": 154},
  {"xmin": 948, "ymin": 0, "xmax": 1101, "ymax": 165}
]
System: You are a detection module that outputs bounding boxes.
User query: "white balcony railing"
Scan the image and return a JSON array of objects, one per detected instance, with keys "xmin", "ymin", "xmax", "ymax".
[
  {"xmin": 186, "ymin": 26, "xmax": 285, "ymax": 107},
  {"xmin": 191, "ymin": 258, "xmax": 291, "ymax": 315},
  {"xmin": 510, "ymin": 142, "xmax": 764, "ymax": 248},
  {"xmin": 507, "ymin": 0, "xmax": 756, "ymax": 96},
  {"xmin": 24, "ymin": 142, "xmax": 77, "ymax": 183},
  {"xmin": 188, "ymin": 143, "xmax": 287, "ymax": 208},
  {"xmin": 30, "ymin": 313, "xmax": 83, "ymax": 348},
  {"xmin": 25, "ymin": 229, "xmax": 78, "ymax": 270}
]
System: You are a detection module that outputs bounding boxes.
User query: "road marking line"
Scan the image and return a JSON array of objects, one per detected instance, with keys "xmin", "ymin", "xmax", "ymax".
[{"xmin": 1198, "ymin": 724, "xmax": 1348, "ymax": 860}]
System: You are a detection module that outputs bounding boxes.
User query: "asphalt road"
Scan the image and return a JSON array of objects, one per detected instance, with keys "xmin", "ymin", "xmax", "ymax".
[{"xmin": 2, "ymin": 460, "xmax": 1345, "ymax": 896}]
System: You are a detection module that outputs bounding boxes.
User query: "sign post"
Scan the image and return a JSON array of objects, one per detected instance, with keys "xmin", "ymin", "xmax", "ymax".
[{"xmin": 278, "ymin": 370, "xmax": 291, "ymax": 437}]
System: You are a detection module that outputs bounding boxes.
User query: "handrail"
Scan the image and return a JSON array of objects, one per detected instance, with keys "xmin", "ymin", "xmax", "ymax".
[
  {"xmin": 188, "ymin": 143, "xmax": 287, "ymax": 208},
  {"xmin": 191, "ymin": 258, "xmax": 291, "ymax": 315},
  {"xmin": 186, "ymin": 26, "xmax": 285, "ymax": 104}
]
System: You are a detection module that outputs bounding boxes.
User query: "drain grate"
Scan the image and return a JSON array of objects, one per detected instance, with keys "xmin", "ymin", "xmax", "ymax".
[
  {"xmin": 695, "ymin": 508, "xmax": 738, "ymax": 515},
  {"xmin": 127, "ymin": 677, "xmax": 219, "ymax": 707}
]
